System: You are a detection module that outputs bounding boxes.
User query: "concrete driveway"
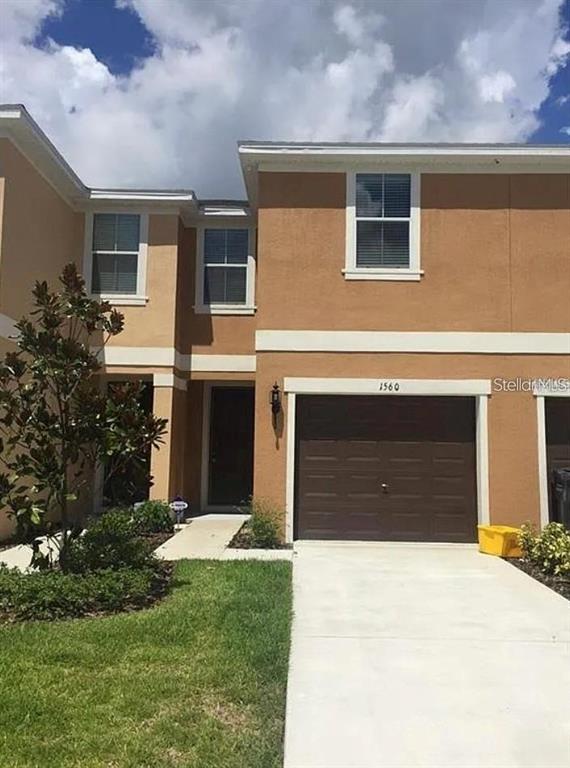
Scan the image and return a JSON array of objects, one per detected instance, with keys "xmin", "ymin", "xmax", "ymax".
[{"xmin": 284, "ymin": 543, "xmax": 570, "ymax": 768}]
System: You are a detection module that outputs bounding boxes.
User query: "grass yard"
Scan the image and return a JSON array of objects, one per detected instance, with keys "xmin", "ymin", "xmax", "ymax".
[{"xmin": 0, "ymin": 559, "xmax": 293, "ymax": 768}]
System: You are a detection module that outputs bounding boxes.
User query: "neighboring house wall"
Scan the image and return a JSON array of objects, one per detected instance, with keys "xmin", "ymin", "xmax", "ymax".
[
  {"xmin": 0, "ymin": 140, "xmax": 83, "ymax": 322},
  {"xmin": 0, "ymin": 140, "xmax": 83, "ymax": 539},
  {"xmin": 256, "ymin": 171, "xmax": 570, "ymax": 332}
]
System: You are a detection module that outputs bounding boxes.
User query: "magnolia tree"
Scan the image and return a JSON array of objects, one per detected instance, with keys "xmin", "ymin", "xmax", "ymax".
[{"xmin": 0, "ymin": 264, "xmax": 167, "ymax": 566}]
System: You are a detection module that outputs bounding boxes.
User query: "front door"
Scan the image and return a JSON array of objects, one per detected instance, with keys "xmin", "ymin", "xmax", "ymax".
[{"xmin": 208, "ymin": 386, "xmax": 254, "ymax": 507}]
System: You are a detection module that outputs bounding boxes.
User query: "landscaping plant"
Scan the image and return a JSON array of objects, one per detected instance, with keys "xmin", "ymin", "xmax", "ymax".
[
  {"xmin": 235, "ymin": 497, "xmax": 283, "ymax": 549},
  {"xmin": 132, "ymin": 500, "xmax": 175, "ymax": 535},
  {"xmin": 0, "ymin": 264, "xmax": 167, "ymax": 567},
  {"xmin": 0, "ymin": 563, "xmax": 169, "ymax": 621},
  {"xmin": 518, "ymin": 522, "xmax": 570, "ymax": 576}
]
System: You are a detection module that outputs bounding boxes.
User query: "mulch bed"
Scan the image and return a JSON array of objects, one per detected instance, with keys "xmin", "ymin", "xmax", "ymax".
[
  {"xmin": 140, "ymin": 531, "xmax": 174, "ymax": 550},
  {"xmin": 229, "ymin": 523, "xmax": 291, "ymax": 550},
  {"xmin": 507, "ymin": 558, "xmax": 570, "ymax": 601}
]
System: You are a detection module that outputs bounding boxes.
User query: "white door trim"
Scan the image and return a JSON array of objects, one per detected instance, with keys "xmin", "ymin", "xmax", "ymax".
[
  {"xmin": 284, "ymin": 377, "xmax": 490, "ymax": 543},
  {"xmin": 535, "ymin": 391, "xmax": 570, "ymax": 528},
  {"xmin": 200, "ymin": 381, "xmax": 255, "ymax": 513},
  {"xmin": 257, "ymin": 330, "xmax": 570, "ymax": 354}
]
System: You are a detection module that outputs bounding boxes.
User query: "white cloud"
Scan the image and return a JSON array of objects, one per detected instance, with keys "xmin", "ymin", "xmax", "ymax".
[
  {"xmin": 561, "ymin": 126, "xmax": 570, "ymax": 136},
  {"xmin": 0, "ymin": 0, "xmax": 568, "ymax": 196}
]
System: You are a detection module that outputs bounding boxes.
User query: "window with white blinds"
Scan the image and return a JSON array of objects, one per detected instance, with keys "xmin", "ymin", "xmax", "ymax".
[
  {"xmin": 200, "ymin": 228, "xmax": 252, "ymax": 308},
  {"xmin": 91, "ymin": 213, "xmax": 140, "ymax": 294},
  {"xmin": 355, "ymin": 174, "xmax": 410, "ymax": 269}
]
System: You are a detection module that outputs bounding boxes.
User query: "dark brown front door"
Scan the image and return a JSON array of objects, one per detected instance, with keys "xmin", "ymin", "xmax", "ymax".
[
  {"xmin": 208, "ymin": 386, "xmax": 254, "ymax": 507},
  {"xmin": 546, "ymin": 398, "xmax": 570, "ymax": 520},
  {"xmin": 296, "ymin": 395, "xmax": 477, "ymax": 542}
]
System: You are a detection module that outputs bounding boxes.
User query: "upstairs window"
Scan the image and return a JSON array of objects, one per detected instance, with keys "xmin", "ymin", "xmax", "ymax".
[
  {"xmin": 345, "ymin": 172, "xmax": 420, "ymax": 281},
  {"xmin": 356, "ymin": 174, "xmax": 410, "ymax": 268},
  {"xmin": 197, "ymin": 226, "xmax": 255, "ymax": 314},
  {"xmin": 91, "ymin": 213, "xmax": 140, "ymax": 294}
]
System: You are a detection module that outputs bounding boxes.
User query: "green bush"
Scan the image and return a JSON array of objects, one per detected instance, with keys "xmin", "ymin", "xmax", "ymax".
[
  {"xmin": 518, "ymin": 522, "xmax": 570, "ymax": 577},
  {"xmin": 241, "ymin": 498, "xmax": 282, "ymax": 549},
  {"xmin": 0, "ymin": 564, "xmax": 169, "ymax": 621},
  {"xmin": 61, "ymin": 508, "xmax": 155, "ymax": 574},
  {"xmin": 132, "ymin": 500, "xmax": 174, "ymax": 534}
]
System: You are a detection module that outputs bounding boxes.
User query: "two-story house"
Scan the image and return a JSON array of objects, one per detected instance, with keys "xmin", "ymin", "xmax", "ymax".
[{"xmin": 1, "ymin": 105, "xmax": 569, "ymax": 543}]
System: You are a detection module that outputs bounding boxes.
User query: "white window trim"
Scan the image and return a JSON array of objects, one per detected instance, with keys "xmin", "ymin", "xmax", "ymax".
[
  {"xmin": 83, "ymin": 212, "xmax": 149, "ymax": 306},
  {"xmin": 535, "ymin": 389, "xmax": 570, "ymax": 528},
  {"xmin": 284, "ymin": 376, "xmax": 490, "ymax": 543},
  {"xmin": 194, "ymin": 223, "xmax": 256, "ymax": 315},
  {"xmin": 344, "ymin": 171, "xmax": 421, "ymax": 281}
]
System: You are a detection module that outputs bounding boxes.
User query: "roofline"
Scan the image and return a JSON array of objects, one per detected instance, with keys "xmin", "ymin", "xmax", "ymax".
[
  {"xmin": 238, "ymin": 140, "xmax": 570, "ymax": 154},
  {"xmin": 238, "ymin": 139, "xmax": 570, "ymax": 210},
  {"xmin": 0, "ymin": 104, "xmax": 198, "ymax": 210}
]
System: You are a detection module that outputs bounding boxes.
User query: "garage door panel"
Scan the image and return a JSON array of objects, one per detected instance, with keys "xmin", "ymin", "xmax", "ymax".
[{"xmin": 296, "ymin": 395, "xmax": 477, "ymax": 542}]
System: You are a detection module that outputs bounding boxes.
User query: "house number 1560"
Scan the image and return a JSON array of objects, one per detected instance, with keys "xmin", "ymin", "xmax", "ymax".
[{"xmin": 378, "ymin": 381, "xmax": 400, "ymax": 392}]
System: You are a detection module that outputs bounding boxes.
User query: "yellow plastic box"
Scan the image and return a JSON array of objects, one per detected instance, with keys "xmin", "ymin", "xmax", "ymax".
[{"xmin": 477, "ymin": 525, "xmax": 522, "ymax": 558}]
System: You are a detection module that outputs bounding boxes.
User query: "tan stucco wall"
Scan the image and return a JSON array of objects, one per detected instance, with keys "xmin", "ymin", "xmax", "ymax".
[
  {"xmin": 257, "ymin": 172, "xmax": 570, "ymax": 332},
  {"xmin": 253, "ymin": 352, "xmax": 570, "ymax": 535},
  {"xmin": 183, "ymin": 380, "xmax": 204, "ymax": 510},
  {"xmin": 105, "ymin": 214, "xmax": 179, "ymax": 349},
  {"xmin": 0, "ymin": 140, "xmax": 83, "ymax": 320}
]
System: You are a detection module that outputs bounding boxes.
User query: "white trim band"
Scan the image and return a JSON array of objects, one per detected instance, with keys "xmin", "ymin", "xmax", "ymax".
[
  {"xmin": 94, "ymin": 346, "xmax": 256, "ymax": 372},
  {"xmin": 283, "ymin": 377, "xmax": 491, "ymax": 396},
  {"xmin": 153, "ymin": 373, "xmax": 187, "ymax": 390},
  {"xmin": 179, "ymin": 354, "xmax": 257, "ymax": 372},
  {"xmin": 257, "ymin": 330, "xmax": 570, "ymax": 355}
]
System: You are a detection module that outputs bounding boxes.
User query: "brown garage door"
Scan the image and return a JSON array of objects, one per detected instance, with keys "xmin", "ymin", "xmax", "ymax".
[
  {"xmin": 546, "ymin": 398, "xmax": 570, "ymax": 520},
  {"xmin": 295, "ymin": 395, "xmax": 477, "ymax": 542}
]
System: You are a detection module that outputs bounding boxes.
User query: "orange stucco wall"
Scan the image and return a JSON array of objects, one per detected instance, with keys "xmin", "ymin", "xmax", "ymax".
[
  {"xmin": 175, "ymin": 226, "xmax": 256, "ymax": 355},
  {"xmin": 253, "ymin": 352, "xmax": 570, "ymax": 534},
  {"xmin": 257, "ymin": 171, "xmax": 570, "ymax": 332}
]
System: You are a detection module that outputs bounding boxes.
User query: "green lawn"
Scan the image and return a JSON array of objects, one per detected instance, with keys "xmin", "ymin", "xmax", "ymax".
[{"xmin": 0, "ymin": 560, "xmax": 293, "ymax": 768}]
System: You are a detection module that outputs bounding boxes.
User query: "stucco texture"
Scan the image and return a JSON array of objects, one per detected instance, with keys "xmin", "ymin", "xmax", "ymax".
[{"xmin": 257, "ymin": 171, "xmax": 570, "ymax": 333}]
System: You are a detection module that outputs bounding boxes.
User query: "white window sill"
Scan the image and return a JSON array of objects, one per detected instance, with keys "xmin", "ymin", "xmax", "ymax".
[
  {"xmin": 193, "ymin": 305, "xmax": 257, "ymax": 316},
  {"xmin": 342, "ymin": 269, "xmax": 424, "ymax": 282},
  {"xmin": 90, "ymin": 294, "xmax": 149, "ymax": 306}
]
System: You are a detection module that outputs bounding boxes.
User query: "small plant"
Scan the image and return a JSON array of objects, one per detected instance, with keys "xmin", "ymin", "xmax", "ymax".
[
  {"xmin": 61, "ymin": 508, "xmax": 155, "ymax": 574},
  {"xmin": 132, "ymin": 500, "xmax": 174, "ymax": 535},
  {"xmin": 518, "ymin": 522, "xmax": 570, "ymax": 577},
  {"xmin": 0, "ymin": 563, "xmax": 169, "ymax": 621},
  {"xmin": 238, "ymin": 498, "xmax": 282, "ymax": 549}
]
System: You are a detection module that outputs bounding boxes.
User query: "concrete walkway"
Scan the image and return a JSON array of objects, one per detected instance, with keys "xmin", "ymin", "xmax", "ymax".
[
  {"xmin": 155, "ymin": 513, "xmax": 293, "ymax": 561},
  {"xmin": 155, "ymin": 514, "xmax": 249, "ymax": 560},
  {"xmin": 284, "ymin": 542, "xmax": 570, "ymax": 768}
]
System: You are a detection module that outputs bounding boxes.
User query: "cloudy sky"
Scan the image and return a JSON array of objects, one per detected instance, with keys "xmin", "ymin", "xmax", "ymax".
[{"xmin": 1, "ymin": 0, "xmax": 569, "ymax": 197}]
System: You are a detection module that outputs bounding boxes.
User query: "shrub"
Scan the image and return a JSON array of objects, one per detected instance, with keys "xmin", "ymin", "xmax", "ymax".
[
  {"xmin": 132, "ymin": 500, "xmax": 174, "ymax": 535},
  {"xmin": 518, "ymin": 522, "xmax": 570, "ymax": 577},
  {"xmin": 240, "ymin": 498, "xmax": 282, "ymax": 549},
  {"xmin": 61, "ymin": 508, "xmax": 155, "ymax": 574},
  {"xmin": 0, "ymin": 563, "xmax": 170, "ymax": 621}
]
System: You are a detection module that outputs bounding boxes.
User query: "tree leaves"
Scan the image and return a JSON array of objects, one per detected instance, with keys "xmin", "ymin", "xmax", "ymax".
[{"xmin": 0, "ymin": 263, "xmax": 167, "ymax": 561}]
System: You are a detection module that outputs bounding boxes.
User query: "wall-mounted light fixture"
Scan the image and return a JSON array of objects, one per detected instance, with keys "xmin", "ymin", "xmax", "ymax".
[{"xmin": 270, "ymin": 382, "xmax": 282, "ymax": 419}]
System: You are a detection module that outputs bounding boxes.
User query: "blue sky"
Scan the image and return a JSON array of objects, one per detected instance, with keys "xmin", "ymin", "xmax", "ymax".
[{"xmin": 3, "ymin": 0, "xmax": 569, "ymax": 194}]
